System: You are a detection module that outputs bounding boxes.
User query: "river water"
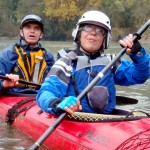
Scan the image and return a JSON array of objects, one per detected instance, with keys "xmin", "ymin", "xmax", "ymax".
[{"xmin": 0, "ymin": 40, "xmax": 150, "ymax": 149}]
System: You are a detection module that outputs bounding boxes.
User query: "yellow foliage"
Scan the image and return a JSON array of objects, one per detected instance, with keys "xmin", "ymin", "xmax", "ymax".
[{"xmin": 44, "ymin": 0, "xmax": 102, "ymax": 21}]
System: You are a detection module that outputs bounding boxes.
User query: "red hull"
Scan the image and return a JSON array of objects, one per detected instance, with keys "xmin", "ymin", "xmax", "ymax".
[{"xmin": 0, "ymin": 95, "xmax": 150, "ymax": 150}]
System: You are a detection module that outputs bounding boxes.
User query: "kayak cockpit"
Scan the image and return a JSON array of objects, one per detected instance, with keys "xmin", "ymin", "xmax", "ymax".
[{"xmin": 67, "ymin": 109, "xmax": 150, "ymax": 122}]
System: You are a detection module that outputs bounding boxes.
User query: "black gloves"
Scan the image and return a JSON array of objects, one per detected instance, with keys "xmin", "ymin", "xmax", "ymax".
[
  {"xmin": 119, "ymin": 33, "xmax": 142, "ymax": 55},
  {"xmin": 130, "ymin": 39, "xmax": 142, "ymax": 55}
]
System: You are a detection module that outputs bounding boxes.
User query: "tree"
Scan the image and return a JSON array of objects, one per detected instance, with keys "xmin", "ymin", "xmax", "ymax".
[
  {"xmin": 0, "ymin": 0, "xmax": 19, "ymax": 37},
  {"xmin": 44, "ymin": 0, "xmax": 102, "ymax": 21},
  {"xmin": 0, "ymin": 0, "xmax": 149, "ymax": 41}
]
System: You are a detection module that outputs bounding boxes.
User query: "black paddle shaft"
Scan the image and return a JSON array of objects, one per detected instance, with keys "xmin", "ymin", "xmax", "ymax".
[
  {"xmin": 27, "ymin": 19, "xmax": 150, "ymax": 150},
  {"xmin": 0, "ymin": 75, "xmax": 41, "ymax": 88}
]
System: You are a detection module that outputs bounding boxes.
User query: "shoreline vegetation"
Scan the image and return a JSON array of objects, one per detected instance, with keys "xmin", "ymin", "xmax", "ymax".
[{"xmin": 0, "ymin": 1, "xmax": 150, "ymax": 42}]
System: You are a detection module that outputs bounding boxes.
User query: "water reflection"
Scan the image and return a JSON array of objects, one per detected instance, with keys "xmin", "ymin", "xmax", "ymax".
[{"xmin": 0, "ymin": 118, "xmax": 48, "ymax": 150}]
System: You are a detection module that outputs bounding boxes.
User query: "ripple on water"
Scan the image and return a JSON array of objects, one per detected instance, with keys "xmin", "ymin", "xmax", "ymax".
[{"xmin": 0, "ymin": 118, "xmax": 48, "ymax": 150}]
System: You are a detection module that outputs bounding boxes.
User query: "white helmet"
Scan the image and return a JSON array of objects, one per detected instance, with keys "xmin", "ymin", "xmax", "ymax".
[{"xmin": 72, "ymin": 10, "xmax": 111, "ymax": 49}]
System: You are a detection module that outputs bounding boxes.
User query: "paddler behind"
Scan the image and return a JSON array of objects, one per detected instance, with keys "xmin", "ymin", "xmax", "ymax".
[{"xmin": 0, "ymin": 14, "xmax": 54, "ymax": 94}]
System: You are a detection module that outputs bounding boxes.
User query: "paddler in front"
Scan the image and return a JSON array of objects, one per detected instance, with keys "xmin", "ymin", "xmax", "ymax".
[{"xmin": 37, "ymin": 10, "xmax": 149, "ymax": 115}]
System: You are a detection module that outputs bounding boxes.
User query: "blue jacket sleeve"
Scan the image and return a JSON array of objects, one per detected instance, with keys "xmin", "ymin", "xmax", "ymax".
[
  {"xmin": 36, "ymin": 76, "xmax": 68, "ymax": 114},
  {"xmin": 115, "ymin": 48, "xmax": 150, "ymax": 85},
  {"xmin": 36, "ymin": 57, "xmax": 73, "ymax": 114}
]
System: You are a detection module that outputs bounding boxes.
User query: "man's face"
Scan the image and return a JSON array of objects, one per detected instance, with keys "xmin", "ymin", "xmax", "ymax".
[{"xmin": 20, "ymin": 22, "xmax": 43, "ymax": 45}]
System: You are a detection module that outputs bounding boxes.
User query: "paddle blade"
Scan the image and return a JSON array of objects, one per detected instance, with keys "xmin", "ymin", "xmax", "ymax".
[{"xmin": 116, "ymin": 96, "xmax": 138, "ymax": 105}]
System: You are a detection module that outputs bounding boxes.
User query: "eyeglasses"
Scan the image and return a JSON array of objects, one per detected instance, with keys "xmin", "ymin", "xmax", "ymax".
[{"xmin": 81, "ymin": 25, "xmax": 106, "ymax": 35}]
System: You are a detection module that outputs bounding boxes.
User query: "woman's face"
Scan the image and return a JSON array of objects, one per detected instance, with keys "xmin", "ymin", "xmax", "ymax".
[{"xmin": 79, "ymin": 24, "xmax": 106, "ymax": 53}]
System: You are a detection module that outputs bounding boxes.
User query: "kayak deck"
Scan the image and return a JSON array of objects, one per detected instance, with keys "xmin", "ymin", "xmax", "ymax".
[{"xmin": 0, "ymin": 94, "xmax": 150, "ymax": 150}]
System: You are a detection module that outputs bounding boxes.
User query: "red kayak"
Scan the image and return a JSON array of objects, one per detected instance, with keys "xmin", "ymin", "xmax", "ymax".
[{"xmin": 0, "ymin": 93, "xmax": 150, "ymax": 150}]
